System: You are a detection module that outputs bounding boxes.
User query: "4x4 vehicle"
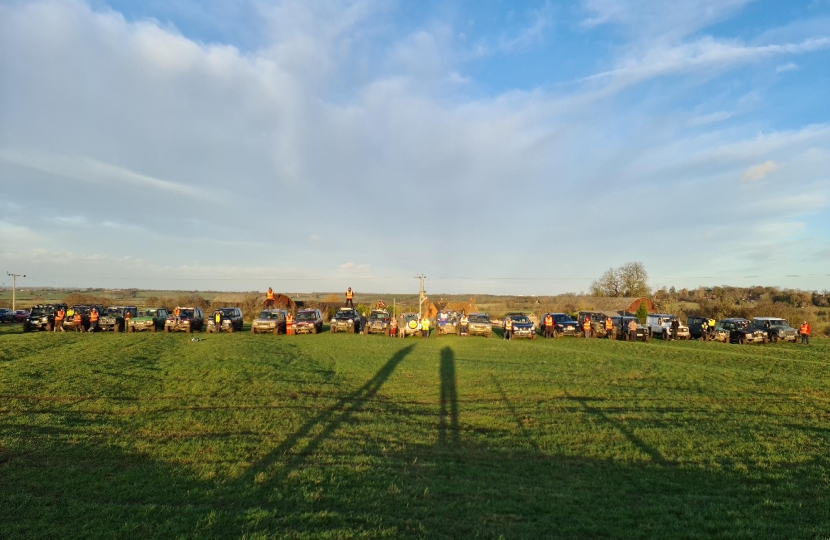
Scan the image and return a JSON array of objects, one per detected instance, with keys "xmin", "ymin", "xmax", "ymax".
[
  {"xmin": 505, "ymin": 313, "xmax": 536, "ymax": 339},
  {"xmin": 720, "ymin": 318, "xmax": 767, "ymax": 344},
  {"xmin": 577, "ymin": 311, "xmax": 611, "ymax": 338},
  {"xmin": 542, "ymin": 313, "xmax": 579, "ymax": 338},
  {"xmin": 435, "ymin": 311, "xmax": 458, "ymax": 336},
  {"xmin": 0, "ymin": 308, "xmax": 13, "ymax": 323},
  {"xmin": 294, "ymin": 309, "xmax": 324, "ymax": 334},
  {"xmin": 364, "ymin": 309, "xmax": 392, "ymax": 336},
  {"xmin": 646, "ymin": 314, "xmax": 690, "ymax": 340},
  {"xmin": 164, "ymin": 307, "xmax": 204, "ymax": 333},
  {"xmin": 687, "ymin": 315, "xmax": 717, "ymax": 340},
  {"xmin": 206, "ymin": 307, "xmax": 243, "ymax": 333},
  {"xmin": 23, "ymin": 304, "xmax": 68, "ymax": 332},
  {"xmin": 330, "ymin": 308, "xmax": 362, "ymax": 334},
  {"xmin": 128, "ymin": 308, "xmax": 168, "ymax": 332},
  {"xmin": 398, "ymin": 313, "xmax": 422, "ymax": 338},
  {"xmin": 465, "ymin": 313, "xmax": 493, "ymax": 337},
  {"xmin": 610, "ymin": 316, "xmax": 650, "ymax": 341},
  {"xmin": 752, "ymin": 317, "xmax": 798, "ymax": 343},
  {"xmin": 64, "ymin": 304, "xmax": 105, "ymax": 332},
  {"xmin": 251, "ymin": 309, "xmax": 287, "ymax": 335},
  {"xmin": 99, "ymin": 306, "xmax": 138, "ymax": 332}
]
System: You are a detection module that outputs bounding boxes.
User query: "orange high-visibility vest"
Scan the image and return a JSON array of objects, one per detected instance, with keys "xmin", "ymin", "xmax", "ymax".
[
  {"xmin": 505, "ymin": 319, "xmax": 513, "ymax": 331},
  {"xmin": 90, "ymin": 310, "xmax": 99, "ymax": 322},
  {"xmin": 74, "ymin": 313, "xmax": 82, "ymax": 324},
  {"xmin": 800, "ymin": 323, "xmax": 810, "ymax": 335},
  {"xmin": 55, "ymin": 310, "xmax": 65, "ymax": 321},
  {"xmin": 346, "ymin": 289, "xmax": 353, "ymax": 300},
  {"xmin": 286, "ymin": 314, "xmax": 294, "ymax": 325},
  {"xmin": 174, "ymin": 308, "xmax": 180, "ymax": 316},
  {"xmin": 544, "ymin": 315, "xmax": 553, "ymax": 327},
  {"xmin": 582, "ymin": 318, "xmax": 591, "ymax": 331},
  {"xmin": 605, "ymin": 318, "xmax": 613, "ymax": 330},
  {"xmin": 266, "ymin": 289, "xmax": 275, "ymax": 300}
]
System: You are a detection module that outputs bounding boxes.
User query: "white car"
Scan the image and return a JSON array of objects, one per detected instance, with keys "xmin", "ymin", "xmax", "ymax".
[{"xmin": 646, "ymin": 313, "xmax": 690, "ymax": 340}]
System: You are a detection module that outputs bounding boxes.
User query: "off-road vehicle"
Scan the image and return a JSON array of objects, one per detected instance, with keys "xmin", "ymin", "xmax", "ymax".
[
  {"xmin": 294, "ymin": 309, "xmax": 324, "ymax": 334},
  {"xmin": 610, "ymin": 316, "xmax": 650, "ymax": 341},
  {"xmin": 164, "ymin": 307, "xmax": 204, "ymax": 333},
  {"xmin": 206, "ymin": 307, "xmax": 244, "ymax": 333},
  {"xmin": 464, "ymin": 313, "xmax": 493, "ymax": 337},
  {"xmin": 752, "ymin": 317, "xmax": 798, "ymax": 343},
  {"xmin": 646, "ymin": 313, "xmax": 691, "ymax": 340},
  {"xmin": 330, "ymin": 307, "xmax": 361, "ymax": 334},
  {"xmin": 363, "ymin": 309, "xmax": 392, "ymax": 336},
  {"xmin": 98, "ymin": 306, "xmax": 138, "ymax": 332},
  {"xmin": 541, "ymin": 313, "xmax": 579, "ymax": 338},
  {"xmin": 720, "ymin": 318, "xmax": 767, "ymax": 344},
  {"xmin": 687, "ymin": 315, "xmax": 717, "ymax": 340},
  {"xmin": 251, "ymin": 309, "xmax": 287, "ymax": 335},
  {"xmin": 707, "ymin": 322, "xmax": 730, "ymax": 343},
  {"xmin": 435, "ymin": 311, "xmax": 458, "ymax": 336},
  {"xmin": 577, "ymin": 311, "xmax": 611, "ymax": 338},
  {"xmin": 504, "ymin": 313, "xmax": 536, "ymax": 339},
  {"xmin": 128, "ymin": 308, "xmax": 168, "ymax": 332},
  {"xmin": 63, "ymin": 304, "xmax": 106, "ymax": 332},
  {"xmin": 398, "ymin": 313, "xmax": 422, "ymax": 338},
  {"xmin": 0, "ymin": 308, "xmax": 13, "ymax": 323},
  {"xmin": 23, "ymin": 304, "xmax": 68, "ymax": 332}
]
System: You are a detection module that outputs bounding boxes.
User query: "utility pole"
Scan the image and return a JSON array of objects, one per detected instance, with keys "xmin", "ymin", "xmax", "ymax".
[
  {"xmin": 415, "ymin": 274, "xmax": 426, "ymax": 319},
  {"xmin": 7, "ymin": 272, "xmax": 25, "ymax": 311}
]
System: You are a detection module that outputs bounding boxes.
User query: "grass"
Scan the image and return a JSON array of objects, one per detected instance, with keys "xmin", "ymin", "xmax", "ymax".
[{"xmin": 0, "ymin": 324, "xmax": 828, "ymax": 539}]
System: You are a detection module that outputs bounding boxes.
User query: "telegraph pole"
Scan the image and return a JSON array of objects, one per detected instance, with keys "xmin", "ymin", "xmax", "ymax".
[
  {"xmin": 415, "ymin": 274, "xmax": 426, "ymax": 319},
  {"xmin": 6, "ymin": 272, "xmax": 25, "ymax": 311}
]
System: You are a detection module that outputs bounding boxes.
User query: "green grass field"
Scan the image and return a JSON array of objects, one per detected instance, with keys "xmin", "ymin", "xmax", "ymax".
[{"xmin": 1, "ymin": 325, "xmax": 828, "ymax": 539}]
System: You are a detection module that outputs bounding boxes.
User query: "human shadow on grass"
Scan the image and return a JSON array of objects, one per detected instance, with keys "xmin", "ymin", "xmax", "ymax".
[{"xmin": 4, "ymin": 344, "xmax": 830, "ymax": 539}]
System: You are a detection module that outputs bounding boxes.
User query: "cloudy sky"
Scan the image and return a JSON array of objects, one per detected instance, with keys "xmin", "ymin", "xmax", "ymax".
[{"xmin": 1, "ymin": 0, "xmax": 829, "ymax": 295}]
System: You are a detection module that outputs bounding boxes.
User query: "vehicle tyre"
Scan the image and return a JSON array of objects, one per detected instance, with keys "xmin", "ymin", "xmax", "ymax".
[
  {"xmin": 128, "ymin": 325, "xmax": 134, "ymax": 333},
  {"xmin": 273, "ymin": 329, "xmax": 279, "ymax": 336},
  {"xmin": 762, "ymin": 335, "xmax": 768, "ymax": 345},
  {"xmin": 165, "ymin": 325, "xmax": 170, "ymax": 333},
  {"xmin": 662, "ymin": 331, "xmax": 667, "ymax": 341},
  {"xmin": 553, "ymin": 329, "xmax": 559, "ymax": 339},
  {"xmin": 312, "ymin": 325, "xmax": 318, "ymax": 335},
  {"xmin": 486, "ymin": 332, "xmax": 491, "ymax": 338},
  {"xmin": 114, "ymin": 324, "xmax": 120, "ymax": 333},
  {"xmin": 643, "ymin": 334, "xmax": 649, "ymax": 342},
  {"xmin": 623, "ymin": 332, "xmax": 628, "ymax": 342},
  {"xmin": 186, "ymin": 326, "xmax": 191, "ymax": 334},
  {"xmin": 331, "ymin": 327, "xmax": 336, "ymax": 334},
  {"xmin": 771, "ymin": 333, "xmax": 778, "ymax": 343},
  {"xmin": 23, "ymin": 322, "xmax": 30, "ymax": 333},
  {"xmin": 739, "ymin": 335, "xmax": 746, "ymax": 345},
  {"xmin": 46, "ymin": 322, "xmax": 53, "ymax": 332},
  {"xmin": 228, "ymin": 325, "xmax": 234, "ymax": 334},
  {"xmin": 151, "ymin": 325, "xmax": 157, "ymax": 333}
]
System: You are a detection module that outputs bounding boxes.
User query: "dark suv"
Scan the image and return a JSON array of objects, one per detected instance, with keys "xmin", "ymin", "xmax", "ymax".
[
  {"xmin": 752, "ymin": 317, "xmax": 798, "ymax": 343},
  {"xmin": 577, "ymin": 311, "xmax": 611, "ymax": 338},
  {"xmin": 164, "ymin": 307, "xmax": 205, "ymax": 333},
  {"xmin": 363, "ymin": 309, "xmax": 392, "ymax": 336},
  {"xmin": 294, "ymin": 309, "xmax": 324, "ymax": 334},
  {"xmin": 64, "ymin": 304, "xmax": 105, "ymax": 332},
  {"xmin": 206, "ymin": 307, "xmax": 244, "ymax": 333},
  {"xmin": 99, "ymin": 306, "xmax": 138, "ymax": 332},
  {"xmin": 331, "ymin": 308, "xmax": 362, "ymax": 333},
  {"xmin": 610, "ymin": 316, "xmax": 649, "ymax": 341},
  {"xmin": 504, "ymin": 313, "xmax": 536, "ymax": 340},
  {"xmin": 720, "ymin": 318, "xmax": 767, "ymax": 345},
  {"xmin": 542, "ymin": 313, "xmax": 579, "ymax": 337},
  {"xmin": 23, "ymin": 304, "xmax": 68, "ymax": 332}
]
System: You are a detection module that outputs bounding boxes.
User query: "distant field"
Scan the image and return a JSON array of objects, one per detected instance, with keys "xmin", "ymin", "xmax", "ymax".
[{"xmin": 1, "ymin": 325, "xmax": 828, "ymax": 539}]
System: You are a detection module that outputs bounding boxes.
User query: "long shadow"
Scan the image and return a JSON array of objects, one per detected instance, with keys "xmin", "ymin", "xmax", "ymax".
[
  {"xmin": 566, "ymin": 392, "xmax": 669, "ymax": 465},
  {"xmin": 490, "ymin": 373, "xmax": 540, "ymax": 452},
  {"xmin": 241, "ymin": 344, "xmax": 416, "ymax": 483},
  {"xmin": 438, "ymin": 347, "xmax": 459, "ymax": 446}
]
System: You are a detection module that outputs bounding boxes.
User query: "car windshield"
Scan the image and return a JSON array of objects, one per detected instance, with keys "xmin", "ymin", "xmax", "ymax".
[
  {"xmin": 509, "ymin": 316, "xmax": 530, "ymax": 324},
  {"xmin": 622, "ymin": 318, "xmax": 638, "ymax": 325},
  {"xmin": 258, "ymin": 311, "xmax": 281, "ymax": 319},
  {"xmin": 30, "ymin": 308, "xmax": 49, "ymax": 316},
  {"xmin": 218, "ymin": 309, "xmax": 235, "ymax": 315},
  {"xmin": 179, "ymin": 309, "xmax": 195, "ymax": 318},
  {"xmin": 336, "ymin": 310, "xmax": 356, "ymax": 318},
  {"xmin": 404, "ymin": 314, "xmax": 418, "ymax": 322},
  {"xmin": 761, "ymin": 319, "xmax": 787, "ymax": 327},
  {"xmin": 137, "ymin": 310, "xmax": 154, "ymax": 317},
  {"xmin": 74, "ymin": 306, "xmax": 92, "ymax": 315},
  {"xmin": 105, "ymin": 308, "xmax": 123, "ymax": 316},
  {"xmin": 736, "ymin": 320, "xmax": 749, "ymax": 328},
  {"xmin": 466, "ymin": 314, "xmax": 487, "ymax": 323},
  {"xmin": 553, "ymin": 314, "xmax": 574, "ymax": 323},
  {"xmin": 370, "ymin": 312, "xmax": 388, "ymax": 320},
  {"xmin": 296, "ymin": 311, "xmax": 317, "ymax": 321}
]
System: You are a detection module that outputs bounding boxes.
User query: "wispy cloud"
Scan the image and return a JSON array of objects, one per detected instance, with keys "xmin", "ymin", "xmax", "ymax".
[
  {"xmin": 742, "ymin": 160, "xmax": 782, "ymax": 181},
  {"xmin": 498, "ymin": 1, "xmax": 554, "ymax": 52},
  {"xmin": 776, "ymin": 62, "xmax": 798, "ymax": 72}
]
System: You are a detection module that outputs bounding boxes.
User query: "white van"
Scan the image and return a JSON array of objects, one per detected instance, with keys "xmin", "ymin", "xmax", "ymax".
[{"xmin": 646, "ymin": 313, "xmax": 690, "ymax": 340}]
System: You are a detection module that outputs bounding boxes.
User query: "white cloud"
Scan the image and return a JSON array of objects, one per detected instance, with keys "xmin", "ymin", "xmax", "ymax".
[
  {"xmin": 742, "ymin": 160, "xmax": 782, "ymax": 181},
  {"xmin": 498, "ymin": 1, "xmax": 554, "ymax": 52},
  {"xmin": 776, "ymin": 62, "xmax": 798, "ymax": 73},
  {"xmin": 687, "ymin": 111, "xmax": 733, "ymax": 127}
]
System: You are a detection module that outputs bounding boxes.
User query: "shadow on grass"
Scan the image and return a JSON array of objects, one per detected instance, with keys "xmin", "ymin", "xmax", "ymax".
[{"xmin": 2, "ymin": 344, "xmax": 829, "ymax": 539}]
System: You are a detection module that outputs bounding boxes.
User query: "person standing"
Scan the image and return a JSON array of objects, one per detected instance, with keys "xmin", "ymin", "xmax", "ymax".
[
  {"xmin": 389, "ymin": 314, "xmax": 397, "ymax": 337},
  {"xmin": 285, "ymin": 312, "xmax": 294, "ymax": 335},
  {"xmin": 799, "ymin": 320, "xmax": 811, "ymax": 345},
  {"xmin": 543, "ymin": 313, "xmax": 553, "ymax": 338},
  {"xmin": 345, "ymin": 287, "xmax": 354, "ymax": 308},
  {"xmin": 459, "ymin": 312, "xmax": 469, "ymax": 336},
  {"xmin": 89, "ymin": 308, "xmax": 99, "ymax": 332},
  {"xmin": 582, "ymin": 316, "xmax": 591, "ymax": 339},
  {"xmin": 504, "ymin": 317, "xmax": 513, "ymax": 340},
  {"xmin": 628, "ymin": 318, "xmax": 638, "ymax": 341},
  {"xmin": 670, "ymin": 318, "xmax": 679, "ymax": 341},
  {"xmin": 700, "ymin": 319, "xmax": 709, "ymax": 341},
  {"xmin": 605, "ymin": 317, "xmax": 614, "ymax": 340},
  {"xmin": 264, "ymin": 288, "xmax": 275, "ymax": 308},
  {"xmin": 421, "ymin": 315, "xmax": 430, "ymax": 338},
  {"xmin": 54, "ymin": 308, "xmax": 65, "ymax": 332},
  {"xmin": 73, "ymin": 312, "xmax": 83, "ymax": 332},
  {"xmin": 214, "ymin": 310, "xmax": 222, "ymax": 333}
]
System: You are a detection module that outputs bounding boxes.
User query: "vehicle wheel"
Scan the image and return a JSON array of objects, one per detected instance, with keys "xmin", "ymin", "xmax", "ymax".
[
  {"xmin": 643, "ymin": 335, "xmax": 649, "ymax": 342},
  {"xmin": 331, "ymin": 327, "xmax": 336, "ymax": 334},
  {"xmin": 23, "ymin": 323, "xmax": 30, "ymax": 333},
  {"xmin": 762, "ymin": 335, "xmax": 768, "ymax": 345},
  {"xmin": 662, "ymin": 331, "xmax": 667, "ymax": 341},
  {"xmin": 114, "ymin": 324, "xmax": 120, "ymax": 333},
  {"xmin": 128, "ymin": 325, "xmax": 134, "ymax": 333},
  {"xmin": 251, "ymin": 327, "xmax": 255, "ymax": 334},
  {"xmin": 186, "ymin": 326, "xmax": 192, "ymax": 334},
  {"xmin": 228, "ymin": 326, "xmax": 234, "ymax": 334},
  {"xmin": 164, "ymin": 326, "xmax": 170, "ymax": 333},
  {"xmin": 739, "ymin": 335, "xmax": 746, "ymax": 345},
  {"xmin": 273, "ymin": 329, "xmax": 279, "ymax": 336},
  {"xmin": 312, "ymin": 325, "xmax": 318, "ymax": 335},
  {"xmin": 486, "ymin": 332, "xmax": 491, "ymax": 338},
  {"xmin": 151, "ymin": 325, "xmax": 156, "ymax": 333},
  {"xmin": 771, "ymin": 333, "xmax": 778, "ymax": 343},
  {"xmin": 46, "ymin": 322, "xmax": 53, "ymax": 332}
]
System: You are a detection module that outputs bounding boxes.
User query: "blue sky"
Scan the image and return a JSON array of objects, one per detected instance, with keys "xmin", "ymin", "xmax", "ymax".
[{"xmin": 1, "ymin": 0, "xmax": 829, "ymax": 295}]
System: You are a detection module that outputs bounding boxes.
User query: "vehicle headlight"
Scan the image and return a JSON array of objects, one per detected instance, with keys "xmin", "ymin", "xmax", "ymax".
[{"xmin": 269, "ymin": 322, "xmax": 276, "ymax": 327}]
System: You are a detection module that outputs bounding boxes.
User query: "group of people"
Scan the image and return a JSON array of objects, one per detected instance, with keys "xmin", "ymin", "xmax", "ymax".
[{"xmin": 51, "ymin": 306, "xmax": 100, "ymax": 332}]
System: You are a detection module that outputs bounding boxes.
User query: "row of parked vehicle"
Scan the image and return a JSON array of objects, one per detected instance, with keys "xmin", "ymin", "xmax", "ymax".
[{"xmin": 14, "ymin": 303, "xmax": 803, "ymax": 345}]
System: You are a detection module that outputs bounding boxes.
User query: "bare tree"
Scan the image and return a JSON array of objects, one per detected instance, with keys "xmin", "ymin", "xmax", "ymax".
[
  {"xmin": 590, "ymin": 262, "xmax": 649, "ymax": 297},
  {"xmin": 590, "ymin": 268, "xmax": 621, "ymax": 297}
]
